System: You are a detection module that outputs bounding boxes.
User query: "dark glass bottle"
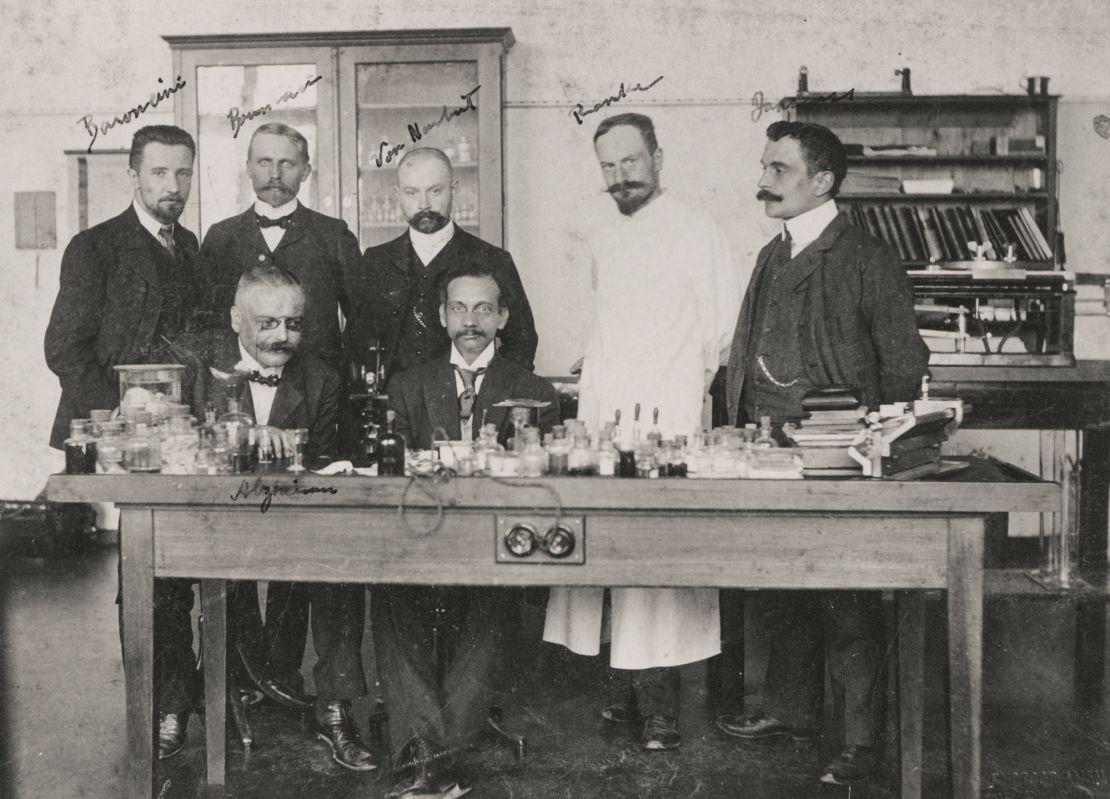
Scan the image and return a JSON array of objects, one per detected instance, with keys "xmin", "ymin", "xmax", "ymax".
[{"xmin": 377, "ymin": 409, "xmax": 406, "ymax": 476}]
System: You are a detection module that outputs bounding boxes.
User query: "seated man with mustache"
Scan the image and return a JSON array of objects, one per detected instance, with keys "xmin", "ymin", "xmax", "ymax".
[{"xmin": 178, "ymin": 265, "xmax": 377, "ymax": 772}]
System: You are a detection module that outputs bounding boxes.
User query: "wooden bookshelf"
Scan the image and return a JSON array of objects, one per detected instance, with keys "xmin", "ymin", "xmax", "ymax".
[{"xmin": 789, "ymin": 93, "xmax": 1059, "ymax": 267}]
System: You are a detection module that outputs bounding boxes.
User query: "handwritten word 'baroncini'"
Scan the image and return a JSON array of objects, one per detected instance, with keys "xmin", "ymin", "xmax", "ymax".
[
  {"xmin": 227, "ymin": 75, "xmax": 324, "ymax": 138},
  {"xmin": 572, "ymin": 76, "xmax": 664, "ymax": 125},
  {"xmin": 373, "ymin": 86, "xmax": 481, "ymax": 168},
  {"xmin": 229, "ymin": 476, "xmax": 338, "ymax": 513},
  {"xmin": 78, "ymin": 76, "xmax": 187, "ymax": 153},
  {"xmin": 751, "ymin": 88, "xmax": 855, "ymax": 123}
]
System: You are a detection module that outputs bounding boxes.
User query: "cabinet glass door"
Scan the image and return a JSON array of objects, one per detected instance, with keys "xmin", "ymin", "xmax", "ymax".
[
  {"xmin": 172, "ymin": 46, "xmax": 335, "ymax": 239},
  {"xmin": 353, "ymin": 60, "xmax": 482, "ymax": 248}
]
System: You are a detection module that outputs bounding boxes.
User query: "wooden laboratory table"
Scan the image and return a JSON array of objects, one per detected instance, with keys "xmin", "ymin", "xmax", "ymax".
[{"xmin": 48, "ymin": 465, "xmax": 1060, "ymax": 799}]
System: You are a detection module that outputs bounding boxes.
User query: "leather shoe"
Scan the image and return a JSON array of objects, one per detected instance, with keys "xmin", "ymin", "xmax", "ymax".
[
  {"xmin": 157, "ymin": 710, "xmax": 189, "ymax": 760},
  {"xmin": 314, "ymin": 700, "xmax": 378, "ymax": 772},
  {"xmin": 819, "ymin": 744, "xmax": 879, "ymax": 785},
  {"xmin": 715, "ymin": 711, "xmax": 815, "ymax": 741},
  {"xmin": 237, "ymin": 643, "xmax": 314, "ymax": 712},
  {"xmin": 641, "ymin": 715, "xmax": 681, "ymax": 751},
  {"xmin": 600, "ymin": 696, "xmax": 638, "ymax": 725},
  {"xmin": 389, "ymin": 737, "xmax": 473, "ymax": 798}
]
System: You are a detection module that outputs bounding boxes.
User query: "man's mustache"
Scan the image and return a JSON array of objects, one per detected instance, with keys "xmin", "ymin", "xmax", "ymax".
[
  {"xmin": 605, "ymin": 181, "xmax": 647, "ymax": 194},
  {"xmin": 160, "ymin": 194, "xmax": 184, "ymax": 203},
  {"xmin": 265, "ymin": 342, "xmax": 296, "ymax": 354},
  {"xmin": 756, "ymin": 189, "xmax": 784, "ymax": 202}
]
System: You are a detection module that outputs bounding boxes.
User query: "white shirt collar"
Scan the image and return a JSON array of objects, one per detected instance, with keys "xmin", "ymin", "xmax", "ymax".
[
  {"xmin": 449, "ymin": 340, "xmax": 495, "ymax": 370},
  {"xmin": 132, "ymin": 198, "xmax": 171, "ymax": 242},
  {"xmin": 782, "ymin": 199, "xmax": 838, "ymax": 255},
  {"xmin": 254, "ymin": 197, "xmax": 299, "ymax": 219},
  {"xmin": 236, "ymin": 341, "xmax": 285, "ymax": 378},
  {"xmin": 409, "ymin": 220, "xmax": 456, "ymax": 265}
]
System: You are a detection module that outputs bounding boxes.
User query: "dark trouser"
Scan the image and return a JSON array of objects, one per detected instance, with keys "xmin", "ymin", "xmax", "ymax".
[
  {"xmin": 228, "ymin": 580, "xmax": 367, "ymax": 701},
  {"xmin": 130, "ymin": 576, "xmax": 366, "ymax": 713},
  {"xmin": 629, "ymin": 667, "xmax": 681, "ymax": 720},
  {"xmin": 761, "ymin": 590, "xmax": 885, "ymax": 747},
  {"xmin": 372, "ymin": 585, "xmax": 514, "ymax": 753}
]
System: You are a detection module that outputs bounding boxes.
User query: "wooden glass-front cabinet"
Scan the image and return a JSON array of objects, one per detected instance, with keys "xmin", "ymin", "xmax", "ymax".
[{"xmin": 166, "ymin": 29, "xmax": 513, "ymax": 246}]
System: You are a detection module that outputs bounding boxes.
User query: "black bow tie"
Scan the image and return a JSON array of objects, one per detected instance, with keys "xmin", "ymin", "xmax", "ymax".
[
  {"xmin": 256, "ymin": 214, "xmax": 293, "ymax": 229},
  {"xmin": 246, "ymin": 370, "xmax": 281, "ymax": 387}
]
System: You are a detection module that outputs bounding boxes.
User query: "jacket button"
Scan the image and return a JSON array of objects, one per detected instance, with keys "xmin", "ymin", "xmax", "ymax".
[{"xmin": 258, "ymin": 254, "xmax": 267, "ymax": 262}]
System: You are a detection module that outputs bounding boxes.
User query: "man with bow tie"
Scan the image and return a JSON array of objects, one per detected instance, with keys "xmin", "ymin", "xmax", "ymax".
[
  {"xmin": 375, "ymin": 261, "xmax": 557, "ymax": 797},
  {"xmin": 177, "ymin": 265, "xmax": 376, "ymax": 772},
  {"xmin": 197, "ymin": 121, "xmax": 362, "ymax": 719},
  {"xmin": 199, "ymin": 121, "xmax": 359, "ymax": 376}
]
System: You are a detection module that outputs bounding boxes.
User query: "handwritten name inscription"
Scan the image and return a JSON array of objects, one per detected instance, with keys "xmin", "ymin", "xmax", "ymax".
[
  {"xmin": 78, "ymin": 76, "xmax": 187, "ymax": 153},
  {"xmin": 373, "ymin": 86, "xmax": 481, "ymax": 168},
  {"xmin": 572, "ymin": 76, "xmax": 664, "ymax": 125},
  {"xmin": 229, "ymin": 476, "xmax": 338, "ymax": 513},
  {"xmin": 227, "ymin": 74, "xmax": 324, "ymax": 138},
  {"xmin": 750, "ymin": 88, "xmax": 855, "ymax": 123}
]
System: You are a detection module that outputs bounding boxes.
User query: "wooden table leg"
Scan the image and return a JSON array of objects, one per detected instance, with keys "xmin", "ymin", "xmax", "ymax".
[
  {"xmin": 896, "ymin": 590, "xmax": 925, "ymax": 799},
  {"xmin": 200, "ymin": 579, "xmax": 228, "ymax": 788},
  {"xmin": 948, "ymin": 518, "xmax": 984, "ymax": 799},
  {"xmin": 120, "ymin": 508, "xmax": 155, "ymax": 799}
]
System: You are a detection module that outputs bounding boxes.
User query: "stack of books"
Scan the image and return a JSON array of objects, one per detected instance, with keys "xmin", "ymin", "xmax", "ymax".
[{"xmin": 785, "ymin": 388, "xmax": 867, "ymax": 474}]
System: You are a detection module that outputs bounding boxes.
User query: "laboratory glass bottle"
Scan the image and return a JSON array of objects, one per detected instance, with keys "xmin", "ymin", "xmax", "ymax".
[
  {"xmin": 64, "ymin": 419, "xmax": 98, "ymax": 475},
  {"xmin": 568, "ymin": 433, "xmax": 595, "ymax": 476},
  {"xmin": 547, "ymin": 425, "xmax": 569, "ymax": 475},
  {"xmin": 217, "ymin": 397, "xmax": 256, "ymax": 474},
  {"xmin": 520, "ymin": 428, "xmax": 547, "ymax": 477},
  {"xmin": 596, "ymin": 425, "xmax": 617, "ymax": 477},
  {"xmin": 754, "ymin": 416, "xmax": 778, "ymax": 449},
  {"xmin": 377, "ymin": 409, "xmax": 406, "ymax": 476},
  {"xmin": 125, "ymin": 421, "xmax": 161, "ymax": 473}
]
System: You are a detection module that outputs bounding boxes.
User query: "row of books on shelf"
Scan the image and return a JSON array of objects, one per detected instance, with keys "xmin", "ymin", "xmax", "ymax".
[{"xmin": 845, "ymin": 202, "xmax": 1053, "ymax": 263}]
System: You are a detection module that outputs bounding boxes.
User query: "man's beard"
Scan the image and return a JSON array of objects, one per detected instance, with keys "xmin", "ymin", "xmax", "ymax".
[
  {"xmin": 149, "ymin": 196, "xmax": 185, "ymax": 224},
  {"xmin": 409, "ymin": 209, "xmax": 449, "ymax": 234},
  {"xmin": 607, "ymin": 180, "xmax": 653, "ymax": 216}
]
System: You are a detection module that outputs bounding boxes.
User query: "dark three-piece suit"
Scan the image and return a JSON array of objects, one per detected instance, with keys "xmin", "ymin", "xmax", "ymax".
[{"xmin": 725, "ymin": 210, "xmax": 929, "ymax": 747}]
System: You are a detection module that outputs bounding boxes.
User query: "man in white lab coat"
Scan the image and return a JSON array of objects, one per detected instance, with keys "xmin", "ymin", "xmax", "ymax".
[{"xmin": 544, "ymin": 112, "xmax": 742, "ymax": 750}]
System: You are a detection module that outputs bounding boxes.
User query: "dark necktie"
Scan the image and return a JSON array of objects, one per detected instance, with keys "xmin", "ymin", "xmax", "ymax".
[
  {"xmin": 247, "ymin": 370, "xmax": 280, "ymax": 387},
  {"xmin": 257, "ymin": 214, "xmax": 293, "ymax": 229},
  {"xmin": 158, "ymin": 225, "xmax": 176, "ymax": 256},
  {"xmin": 781, "ymin": 227, "xmax": 793, "ymax": 260},
  {"xmin": 455, "ymin": 366, "xmax": 486, "ymax": 422}
]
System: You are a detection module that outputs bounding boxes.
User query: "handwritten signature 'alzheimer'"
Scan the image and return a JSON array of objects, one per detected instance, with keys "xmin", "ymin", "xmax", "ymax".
[
  {"xmin": 572, "ymin": 76, "xmax": 664, "ymax": 126},
  {"xmin": 230, "ymin": 476, "xmax": 338, "ymax": 513}
]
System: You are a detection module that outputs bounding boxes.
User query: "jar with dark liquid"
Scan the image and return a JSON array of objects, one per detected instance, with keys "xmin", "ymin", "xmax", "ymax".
[
  {"xmin": 377, "ymin": 410, "xmax": 406, "ymax": 476},
  {"xmin": 64, "ymin": 419, "xmax": 98, "ymax": 474}
]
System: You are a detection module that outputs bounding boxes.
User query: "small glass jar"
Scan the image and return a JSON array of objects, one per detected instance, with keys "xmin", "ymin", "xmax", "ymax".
[
  {"xmin": 161, "ymin": 415, "xmax": 199, "ymax": 474},
  {"xmin": 125, "ymin": 421, "xmax": 161, "ymax": 473},
  {"xmin": 96, "ymin": 420, "xmax": 128, "ymax": 474},
  {"xmin": 520, "ymin": 428, "xmax": 547, "ymax": 477},
  {"xmin": 287, "ymin": 428, "xmax": 309, "ymax": 473},
  {"xmin": 568, "ymin": 434, "xmax": 595, "ymax": 476},
  {"xmin": 64, "ymin": 419, "xmax": 98, "ymax": 475}
]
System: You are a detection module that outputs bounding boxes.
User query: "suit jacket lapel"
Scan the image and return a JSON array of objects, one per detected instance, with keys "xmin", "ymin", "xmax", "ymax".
[
  {"xmin": 267, "ymin": 356, "xmax": 306, "ymax": 429},
  {"xmin": 118, "ymin": 206, "xmax": 163, "ymax": 288},
  {"xmin": 790, "ymin": 212, "xmax": 851, "ymax": 293},
  {"xmin": 425, "ymin": 360, "xmax": 462, "ymax": 440},
  {"xmin": 273, "ymin": 204, "xmax": 308, "ymax": 252}
]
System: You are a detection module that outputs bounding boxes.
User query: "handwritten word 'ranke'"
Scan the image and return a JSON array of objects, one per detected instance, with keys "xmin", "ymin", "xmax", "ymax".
[
  {"xmin": 78, "ymin": 76, "xmax": 187, "ymax": 153},
  {"xmin": 572, "ymin": 76, "xmax": 664, "ymax": 125},
  {"xmin": 751, "ymin": 88, "xmax": 855, "ymax": 123},
  {"xmin": 229, "ymin": 476, "xmax": 338, "ymax": 513},
  {"xmin": 374, "ymin": 86, "xmax": 481, "ymax": 168},
  {"xmin": 227, "ymin": 75, "xmax": 324, "ymax": 138}
]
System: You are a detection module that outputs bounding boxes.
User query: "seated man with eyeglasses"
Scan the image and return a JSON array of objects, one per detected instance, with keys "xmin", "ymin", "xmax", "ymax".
[
  {"xmin": 167, "ymin": 265, "xmax": 376, "ymax": 772},
  {"xmin": 376, "ymin": 260, "xmax": 558, "ymax": 798}
]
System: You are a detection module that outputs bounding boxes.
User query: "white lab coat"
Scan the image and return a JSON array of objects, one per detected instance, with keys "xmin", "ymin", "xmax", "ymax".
[{"xmin": 544, "ymin": 191, "xmax": 742, "ymax": 669}]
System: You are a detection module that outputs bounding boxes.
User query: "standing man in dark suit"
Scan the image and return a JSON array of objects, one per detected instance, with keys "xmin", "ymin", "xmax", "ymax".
[
  {"xmin": 44, "ymin": 124, "xmax": 207, "ymax": 759},
  {"xmin": 46, "ymin": 124, "xmax": 202, "ymax": 447},
  {"xmin": 715, "ymin": 121, "xmax": 929, "ymax": 786},
  {"xmin": 200, "ymin": 121, "xmax": 359, "ymax": 374},
  {"xmin": 376, "ymin": 261, "xmax": 557, "ymax": 798},
  {"xmin": 180, "ymin": 266, "xmax": 376, "ymax": 772},
  {"xmin": 198, "ymin": 122, "xmax": 362, "ymax": 710},
  {"xmin": 346, "ymin": 147, "xmax": 538, "ymax": 384}
]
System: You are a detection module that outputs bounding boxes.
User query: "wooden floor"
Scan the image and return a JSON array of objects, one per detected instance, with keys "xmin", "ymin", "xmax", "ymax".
[{"xmin": 1, "ymin": 534, "xmax": 1109, "ymax": 798}]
